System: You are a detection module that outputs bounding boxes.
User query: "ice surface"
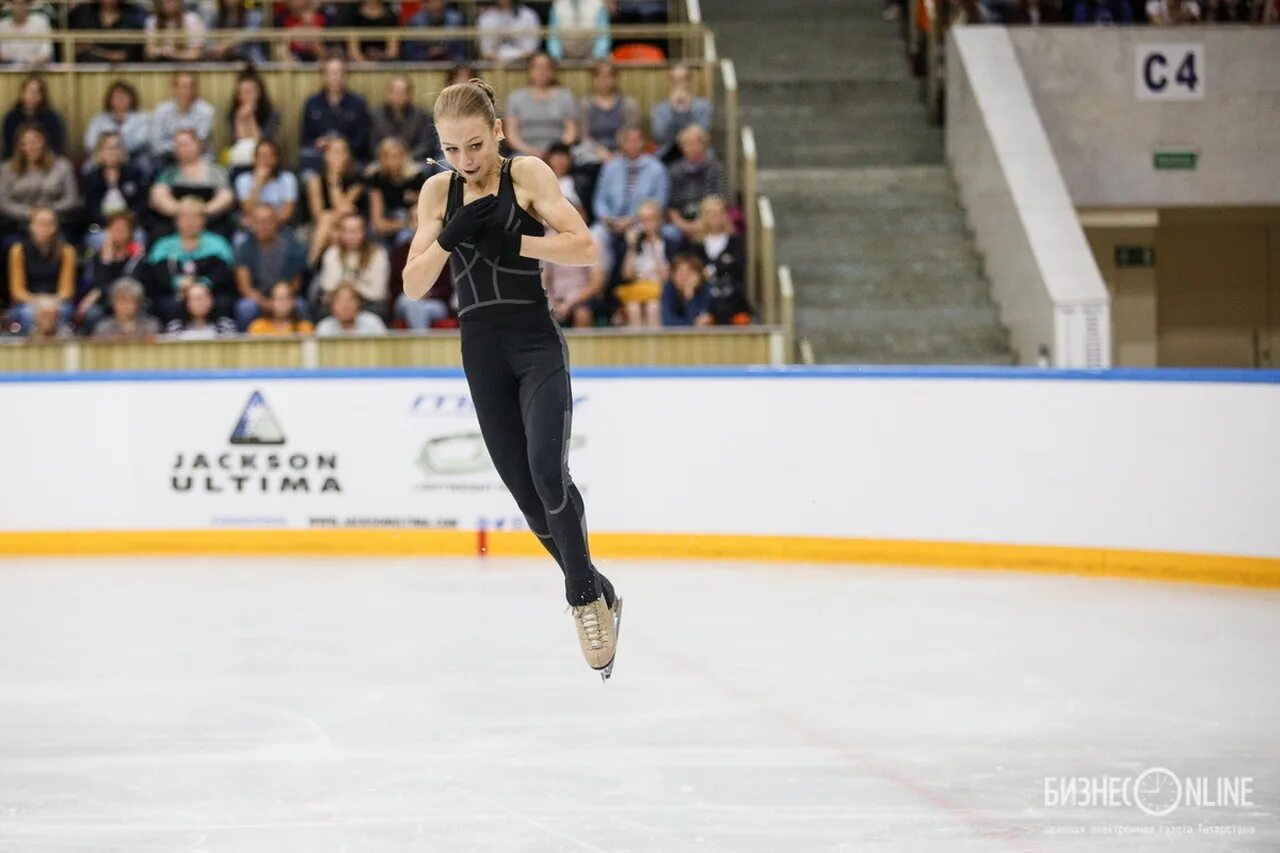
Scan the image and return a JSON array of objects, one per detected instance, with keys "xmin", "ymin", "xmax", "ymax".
[{"xmin": 0, "ymin": 557, "xmax": 1276, "ymax": 852}]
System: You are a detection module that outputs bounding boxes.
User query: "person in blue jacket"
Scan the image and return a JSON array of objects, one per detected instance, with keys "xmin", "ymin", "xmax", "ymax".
[{"xmin": 661, "ymin": 253, "xmax": 714, "ymax": 327}]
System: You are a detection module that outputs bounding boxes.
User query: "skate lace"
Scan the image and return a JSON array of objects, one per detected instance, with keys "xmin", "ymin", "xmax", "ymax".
[{"xmin": 573, "ymin": 604, "xmax": 605, "ymax": 650}]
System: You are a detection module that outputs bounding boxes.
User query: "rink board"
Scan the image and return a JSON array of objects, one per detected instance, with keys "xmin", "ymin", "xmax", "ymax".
[{"xmin": 1, "ymin": 367, "xmax": 1278, "ymax": 587}]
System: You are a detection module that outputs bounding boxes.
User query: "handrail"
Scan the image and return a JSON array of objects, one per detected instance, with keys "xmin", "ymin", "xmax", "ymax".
[
  {"xmin": 778, "ymin": 264, "xmax": 795, "ymax": 364},
  {"xmin": 740, "ymin": 125, "xmax": 759, "ymax": 315},
  {"xmin": 758, "ymin": 194, "xmax": 778, "ymax": 325},
  {"xmin": 719, "ymin": 57, "xmax": 739, "ymax": 199}
]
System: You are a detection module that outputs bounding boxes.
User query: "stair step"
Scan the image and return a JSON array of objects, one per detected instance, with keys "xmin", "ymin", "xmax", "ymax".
[
  {"xmin": 792, "ymin": 280, "xmax": 997, "ymax": 310},
  {"xmin": 759, "ymin": 165, "xmax": 954, "ymax": 195},
  {"xmin": 704, "ymin": 0, "xmax": 891, "ymax": 21},
  {"xmin": 704, "ymin": 0, "xmax": 1011, "ymax": 365}
]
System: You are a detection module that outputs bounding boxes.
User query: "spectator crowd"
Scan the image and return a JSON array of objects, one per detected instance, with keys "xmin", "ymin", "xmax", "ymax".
[{"xmin": 0, "ymin": 1, "xmax": 755, "ymax": 342}]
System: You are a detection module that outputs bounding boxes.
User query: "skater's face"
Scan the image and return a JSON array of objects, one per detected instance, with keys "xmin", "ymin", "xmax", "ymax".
[{"xmin": 438, "ymin": 115, "xmax": 502, "ymax": 184}]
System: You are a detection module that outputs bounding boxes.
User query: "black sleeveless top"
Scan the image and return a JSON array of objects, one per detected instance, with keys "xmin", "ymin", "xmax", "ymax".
[{"xmin": 444, "ymin": 156, "xmax": 547, "ymax": 317}]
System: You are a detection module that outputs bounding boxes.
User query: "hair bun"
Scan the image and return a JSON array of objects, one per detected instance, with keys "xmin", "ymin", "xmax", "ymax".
[{"xmin": 468, "ymin": 78, "xmax": 498, "ymax": 108}]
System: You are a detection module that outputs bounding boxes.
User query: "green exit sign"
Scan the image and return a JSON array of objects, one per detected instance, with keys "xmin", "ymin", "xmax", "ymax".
[
  {"xmin": 1115, "ymin": 245, "xmax": 1155, "ymax": 268},
  {"xmin": 1154, "ymin": 151, "xmax": 1197, "ymax": 170}
]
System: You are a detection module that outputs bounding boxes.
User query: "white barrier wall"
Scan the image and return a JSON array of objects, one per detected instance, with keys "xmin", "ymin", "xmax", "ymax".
[{"xmin": 2, "ymin": 369, "xmax": 1278, "ymax": 560}]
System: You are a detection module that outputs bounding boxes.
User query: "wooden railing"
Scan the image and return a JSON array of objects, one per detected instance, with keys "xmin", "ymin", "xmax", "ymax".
[{"xmin": 0, "ymin": 327, "xmax": 790, "ymax": 373}]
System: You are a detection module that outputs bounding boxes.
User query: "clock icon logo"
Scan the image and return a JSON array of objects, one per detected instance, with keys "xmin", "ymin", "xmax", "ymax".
[{"xmin": 1134, "ymin": 767, "xmax": 1182, "ymax": 817}]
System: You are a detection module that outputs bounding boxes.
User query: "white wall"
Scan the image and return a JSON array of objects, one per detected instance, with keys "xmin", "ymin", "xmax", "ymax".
[
  {"xmin": 947, "ymin": 29, "xmax": 1112, "ymax": 368},
  {"xmin": 1008, "ymin": 29, "xmax": 1280, "ymax": 207},
  {"xmin": 2, "ymin": 370, "xmax": 1278, "ymax": 559}
]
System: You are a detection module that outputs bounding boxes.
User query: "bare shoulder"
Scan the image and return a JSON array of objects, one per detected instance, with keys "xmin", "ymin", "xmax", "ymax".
[
  {"xmin": 510, "ymin": 155, "xmax": 558, "ymax": 191},
  {"xmin": 419, "ymin": 171, "xmax": 452, "ymax": 220}
]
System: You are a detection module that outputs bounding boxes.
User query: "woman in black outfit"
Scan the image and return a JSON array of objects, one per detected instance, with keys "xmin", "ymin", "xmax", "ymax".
[{"xmin": 402, "ymin": 79, "xmax": 622, "ymax": 681}]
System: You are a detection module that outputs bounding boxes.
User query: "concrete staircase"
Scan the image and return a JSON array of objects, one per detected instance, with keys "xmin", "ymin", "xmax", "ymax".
[{"xmin": 702, "ymin": 0, "xmax": 1014, "ymax": 364}]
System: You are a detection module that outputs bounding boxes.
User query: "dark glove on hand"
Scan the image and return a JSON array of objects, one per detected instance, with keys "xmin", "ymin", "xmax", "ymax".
[
  {"xmin": 474, "ymin": 194, "xmax": 523, "ymax": 260},
  {"xmin": 437, "ymin": 194, "xmax": 498, "ymax": 253}
]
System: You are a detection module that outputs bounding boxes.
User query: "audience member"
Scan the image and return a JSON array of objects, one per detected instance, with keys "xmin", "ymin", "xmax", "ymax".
[
  {"xmin": 145, "ymin": 0, "xmax": 207, "ymax": 61},
  {"xmin": 276, "ymin": 0, "xmax": 327, "ymax": 63},
  {"xmin": 299, "ymin": 56, "xmax": 372, "ymax": 174},
  {"xmin": 544, "ymin": 227, "xmax": 605, "ymax": 327},
  {"xmin": 547, "ymin": 0, "xmax": 611, "ymax": 61},
  {"xmin": 207, "ymin": 0, "xmax": 266, "ymax": 63},
  {"xmin": 346, "ymin": 0, "xmax": 400, "ymax": 61},
  {"xmin": 505, "ymin": 53, "xmax": 580, "ymax": 158},
  {"xmin": 0, "ymin": 124, "xmax": 79, "ymax": 238},
  {"xmin": 666, "ymin": 125, "xmax": 726, "ymax": 242},
  {"xmin": 405, "ymin": 0, "xmax": 467, "ymax": 63},
  {"xmin": 235, "ymin": 140, "xmax": 298, "ymax": 225},
  {"xmin": 682, "ymin": 194, "xmax": 743, "ymax": 289},
  {"xmin": 2, "ymin": 74, "xmax": 65, "ymax": 159},
  {"xmin": 578, "ymin": 61, "xmax": 639, "ymax": 166},
  {"xmin": 75, "ymin": 211, "xmax": 146, "ymax": 333},
  {"xmin": 83, "ymin": 132, "xmax": 148, "ymax": 239},
  {"xmin": 92, "ymin": 276, "xmax": 161, "ymax": 340},
  {"xmin": 146, "ymin": 198, "xmax": 236, "ymax": 321},
  {"xmin": 84, "ymin": 82, "xmax": 151, "ymax": 164},
  {"xmin": 149, "ymin": 129, "xmax": 235, "ymax": 233},
  {"xmin": 367, "ymin": 137, "xmax": 425, "ymax": 246},
  {"xmin": 546, "ymin": 142, "xmax": 586, "ymax": 212},
  {"xmin": 149, "ymin": 72, "xmax": 215, "ymax": 163},
  {"xmin": 477, "ymin": 0, "xmax": 541, "ymax": 63},
  {"xmin": 247, "ymin": 280, "xmax": 314, "ymax": 335},
  {"xmin": 371, "ymin": 76, "xmax": 438, "ymax": 163},
  {"xmin": 225, "ymin": 71, "xmax": 281, "ymax": 169},
  {"xmin": 661, "ymin": 253, "xmax": 712, "ymax": 327},
  {"xmin": 304, "ymin": 134, "xmax": 365, "ymax": 262},
  {"xmin": 389, "ymin": 204, "xmax": 452, "ymax": 329},
  {"xmin": 651, "ymin": 64, "xmax": 711, "ymax": 163},
  {"xmin": 5, "ymin": 206, "xmax": 75, "ymax": 332},
  {"xmin": 1070, "ymin": 0, "xmax": 1133, "ymax": 21},
  {"xmin": 233, "ymin": 203, "xmax": 307, "ymax": 328},
  {"xmin": 315, "ymin": 283, "xmax": 387, "ymax": 335},
  {"xmin": 26, "ymin": 295, "xmax": 72, "ymax": 341},
  {"xmin": 591, "ymin": 127, "xmax": 668, "ymax": 274},
  {"xmin": 1007, "ymin": 0, "xmax": 1063, "ymax": 21},
  {"xmin": 317, "ymin": 212, "xmax": 389, "ymax": 318},
  {"xmin": 165, "ymin": 281, "xmax": 237, "ymax": 338},
  {"xmin": 0, "ymin": 0, "xmax": 54, "ymax": 67},
  {"xmin": 71, "ymin": 0, "xmax": 145, "ymax": 63},
  {"xmin": 616, "ymin": 199, "xmax": 670, "ymax": 326},
  {"xmin": 1146, "ymin": 0, "xmax": 1202, "ymax": 20},
  {"xmin": 446, "ymin": 62, "xmax": 477, "ymax": 87}
]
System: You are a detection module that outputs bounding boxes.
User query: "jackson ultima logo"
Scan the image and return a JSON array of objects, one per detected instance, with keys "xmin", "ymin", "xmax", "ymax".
[{"xmin": 171, "ymin": 391, "xmax": 342, "ymax": 494}]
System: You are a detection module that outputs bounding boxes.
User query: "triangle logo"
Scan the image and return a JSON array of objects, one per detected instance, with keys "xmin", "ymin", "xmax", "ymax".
[{"xmin": 229, "ymin": 391, "xmax": 286, "ymax": 445}]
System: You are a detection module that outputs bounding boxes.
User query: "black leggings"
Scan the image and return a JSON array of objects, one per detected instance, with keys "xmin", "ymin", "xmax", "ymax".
[{"xmin": 461, "ymin": 304, "xmax": 615, "ymax": 608}]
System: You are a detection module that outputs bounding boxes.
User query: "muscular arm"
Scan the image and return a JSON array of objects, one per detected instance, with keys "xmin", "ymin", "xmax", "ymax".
[
  {"xmin": 516, "ymin": 158, "xmax": 599, "ymax": 268},
  {"xmin": 400, "ymin": 173, "xmax": 451, "ymax": 301}
]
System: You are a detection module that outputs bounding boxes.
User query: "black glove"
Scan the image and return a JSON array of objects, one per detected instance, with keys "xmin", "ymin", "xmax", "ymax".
[
  {"xmin": 473, "ymin": 194, "xmax": 523, "ymax": 260},
  {"xmin": 437, "ymin": 194, "xmax": 498, "ymax": 253}
]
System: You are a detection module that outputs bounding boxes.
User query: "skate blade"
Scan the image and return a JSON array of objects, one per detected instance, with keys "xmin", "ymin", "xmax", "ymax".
[{"xmin": 597, "ymin": 597, "xmax": 623, "ymax": 683}]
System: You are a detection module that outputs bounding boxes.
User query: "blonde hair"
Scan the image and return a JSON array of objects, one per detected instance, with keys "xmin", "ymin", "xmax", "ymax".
[
  {"xmin": 433, "ymin": 78, "xmax": 499, "ymax": 124},
  {"xmin": 175, "ymin": 196, "xmax": 206, "ymax": 216},
  {"xmin": 697, "ymin": 194, "xmax": 731, "ymax": 241}
]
